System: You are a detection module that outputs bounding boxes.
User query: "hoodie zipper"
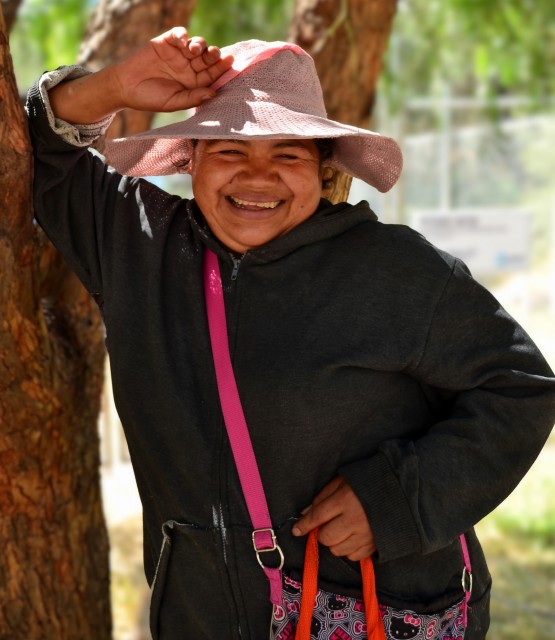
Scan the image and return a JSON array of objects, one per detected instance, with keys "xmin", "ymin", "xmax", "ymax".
[
  {"xmin": 230, "ymin": 254, "xmax": 244, "ymax": 282},
  {"xmin": 220, "ymin": 251, "xmax": 248, "ymax": 637},
  {"xmin": 230, "ymin": 254, "xmax": 245, "ymax": 281}
]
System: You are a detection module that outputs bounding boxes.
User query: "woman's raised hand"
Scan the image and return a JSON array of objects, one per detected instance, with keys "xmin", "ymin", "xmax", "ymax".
[
  {"xmin": 49, "ymin": 27, "xmax": 233, "ymax": 125},
  {"xmin": 112, "ymin": 27, "xmax": 234, "ymax": 113}
]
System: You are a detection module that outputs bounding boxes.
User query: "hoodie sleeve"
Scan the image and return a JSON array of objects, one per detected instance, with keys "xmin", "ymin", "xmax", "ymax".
[
  {"xmin": 33, "ymin": 66, "xmax": 115, "ymax": 145},
  {"xmin": 26, "ymin": 69, "xmax": 127, "ymax": 296},
  {"xmin": 340, "ymin": 258, "xmax": 555, "ymax": 563}
]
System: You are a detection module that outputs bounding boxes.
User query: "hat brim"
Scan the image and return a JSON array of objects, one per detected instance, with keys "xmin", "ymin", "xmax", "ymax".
[{"xmin": 104, "ymin": 101, "xmax": 402, "ymax": 193}]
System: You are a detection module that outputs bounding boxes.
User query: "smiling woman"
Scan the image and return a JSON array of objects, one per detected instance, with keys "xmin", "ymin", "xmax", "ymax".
[
  {"xmin": 189, "ymin": 138, "xmax": 323, "ymax": 252},
  {"xmin": 25, "ymin": 25, "xmax": 555, "ymax": 640}
]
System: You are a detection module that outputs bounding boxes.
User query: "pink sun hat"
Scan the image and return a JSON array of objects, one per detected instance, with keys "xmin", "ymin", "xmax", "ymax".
[{"xmin": 104, "ymin": 40, "xmax": 403, "ymax": 193}]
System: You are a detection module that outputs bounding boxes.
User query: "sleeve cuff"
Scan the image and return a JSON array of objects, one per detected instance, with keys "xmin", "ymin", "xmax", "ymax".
[
  {"xmin": 340, "ymin": 452, "xmax": 422, "ymax": 563},
  {"xmin": 38, "ymin": 66, "xmax": 115, "ymax": 146}
]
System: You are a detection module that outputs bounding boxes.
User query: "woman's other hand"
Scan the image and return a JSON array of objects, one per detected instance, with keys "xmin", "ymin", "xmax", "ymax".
[{"xmin": 292, "ymin": 476, "xmax": 376, "ymax": 561}]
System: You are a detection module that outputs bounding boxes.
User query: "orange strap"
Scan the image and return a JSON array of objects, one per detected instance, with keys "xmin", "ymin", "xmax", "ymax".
[
  {"xmin": 361, "ymin": 556, "xmax": 386, "ymax": 640},
  {"xmin": 294, "ymin": 528, "xmax": 319, "ymax": 639},
  {"xmin": 294, "ymin": 529, "xmax": 386, "ymax": 640}
]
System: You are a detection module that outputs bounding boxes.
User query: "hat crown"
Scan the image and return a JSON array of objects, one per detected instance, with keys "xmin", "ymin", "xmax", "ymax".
[{"xmin": 206, "ymin": 41, "xmax": 327, "ymax": 119}]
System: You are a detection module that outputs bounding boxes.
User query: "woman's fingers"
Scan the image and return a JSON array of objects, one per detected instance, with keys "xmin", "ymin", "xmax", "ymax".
[
  {"xmin": 151, "ymin": 28, "xmax": 233, "ymax": 85},
  {"xmin": 187, "ymin": 36, "xmax": 208, "ymax": 56},
  {"xmin": 292, "ymin": 476, "xmax": 376, "ymax": 559},
  {"xmin": 311, "ymin": 475, "xmax": 344, "ymax": 507},
  {"xmin": 326, "ymin": 532, "xmax": 376, "ymax": 560},
  {"xmin": 152, "ymin": 26, "xmax": 188, "ymax": 50}
]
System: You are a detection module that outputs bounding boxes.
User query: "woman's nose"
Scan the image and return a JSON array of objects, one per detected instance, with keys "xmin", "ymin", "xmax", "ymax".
[{"xmin": 238, "ymin": 159, "xmax": 279, "ymax": 184}]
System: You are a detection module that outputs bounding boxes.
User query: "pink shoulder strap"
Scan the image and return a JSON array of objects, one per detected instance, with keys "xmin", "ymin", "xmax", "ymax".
[
  {"xmin": 203, "ymin": 248, "xmax": 283, "ymax": 605},
  {"xmin": 459, "ymin": 533, "xmax": 472, "ymax": 625}
]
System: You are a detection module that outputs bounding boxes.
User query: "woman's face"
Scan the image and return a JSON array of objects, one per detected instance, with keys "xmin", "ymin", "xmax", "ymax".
[{"xmin": 189, "ymin": 138, "xmax": 323, "ymax": 253}]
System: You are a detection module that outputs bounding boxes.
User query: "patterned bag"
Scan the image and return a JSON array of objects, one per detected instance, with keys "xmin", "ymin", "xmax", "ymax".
[{"xmin": 270, "ymin": 529, "xmax": 469, "ymax": 640}]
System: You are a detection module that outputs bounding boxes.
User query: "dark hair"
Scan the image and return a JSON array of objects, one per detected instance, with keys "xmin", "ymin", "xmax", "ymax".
[
  {"xmin": 314, "ymin": 138, "xmax": 335, "ymax": 191},
  {"xmin": 171, "ymin": 139, "xmax": 198, "ymax": 172},
  {"xmin": 313, "ymin": 138, "xmax": 334, "ymax": 163}
]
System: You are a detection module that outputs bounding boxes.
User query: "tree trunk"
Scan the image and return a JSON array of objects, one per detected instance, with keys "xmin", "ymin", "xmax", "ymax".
[
  {"xmin": 0, "ymin": 1, "xmax": 198, "ymax": 638},
  {"xmin": 289, "ymin": 0, "xmax": 398, "ymax": 203},
  {"xmin": 0, "ymin": 5, "xmax": 110, "ymax": 638}
]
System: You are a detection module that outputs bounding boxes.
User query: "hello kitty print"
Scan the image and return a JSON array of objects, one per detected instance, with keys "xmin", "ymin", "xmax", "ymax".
[{"xmin": 270, "ymin": 575, "xmax": 465, "ymax": 640}]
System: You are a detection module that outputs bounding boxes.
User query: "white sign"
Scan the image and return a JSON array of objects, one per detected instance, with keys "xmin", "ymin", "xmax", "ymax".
[{"xmin": 410, "ymin": 209, "xmax": 530, "ymax": 276}]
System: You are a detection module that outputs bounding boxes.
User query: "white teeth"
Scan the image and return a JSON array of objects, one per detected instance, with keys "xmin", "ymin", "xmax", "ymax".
[{"xmin": 230, "ymin": 197, "xmax": 280, "ymax": 209}]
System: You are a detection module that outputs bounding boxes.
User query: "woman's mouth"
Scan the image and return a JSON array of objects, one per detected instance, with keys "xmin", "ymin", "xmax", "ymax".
[{"xmin": 227, "ymin": 196, "xmax": 281, "ymax": 210}]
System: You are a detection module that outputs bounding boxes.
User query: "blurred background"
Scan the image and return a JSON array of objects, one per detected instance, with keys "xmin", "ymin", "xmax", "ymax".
[{"xmin": 7, "ymin": 0, "xmax": 555, "ymax": 638}]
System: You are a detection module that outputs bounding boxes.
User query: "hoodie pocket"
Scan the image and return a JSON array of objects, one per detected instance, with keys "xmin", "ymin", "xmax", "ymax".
[{"xmin": 149, "ymin": 520, "xmax": 232, "ymax": 639}]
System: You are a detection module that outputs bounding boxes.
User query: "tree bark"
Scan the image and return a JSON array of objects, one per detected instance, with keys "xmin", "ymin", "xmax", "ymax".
[
  {"xmin": 0, "ymin": 4, "xmax": 110, "ymax": 638},
  {"xmin": 289, "ymin": 0, "xmax": 398, "ymax": 203},
  {"xmin": 1, "ymin": 1, "xmax": 198, "ymax": 638}
]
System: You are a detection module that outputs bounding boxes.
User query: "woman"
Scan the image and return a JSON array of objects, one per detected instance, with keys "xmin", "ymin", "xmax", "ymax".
[{"xmin": 26, "ymin": 27, "xmax": 555, "ymax": 639}]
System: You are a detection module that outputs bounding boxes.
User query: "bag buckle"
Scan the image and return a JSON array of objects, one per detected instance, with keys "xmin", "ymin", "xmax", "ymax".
[
  {"xmin": 461, "ymin": 566, "xmax": 473, "ymax": 595},
  {"xmin": 252, "ymin": 528, "xmax": 285, "ymax": 570}
]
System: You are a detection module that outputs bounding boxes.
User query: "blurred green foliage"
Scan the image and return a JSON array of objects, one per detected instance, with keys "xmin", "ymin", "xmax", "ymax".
[
  {"xmin": 9, "ymin": 0, "xmax": 555, "ymax": 103},
  {"xmin": 382, "ymin": 0, "xmax": 555, "ymax": 107},
  {"xmin": 488, "ymin": 457, "xmax": 555, "ymax": 549},
  {"xmin": 189, "ymin": 0, "xmax": 294, "ymax": 46},
  {"xmin": 9, "ymin": 0, "xmax": 92, "ymax": 89},
  {"xmin": 9, "ymin": 0, "xmax": 293, "ymax": 90}
]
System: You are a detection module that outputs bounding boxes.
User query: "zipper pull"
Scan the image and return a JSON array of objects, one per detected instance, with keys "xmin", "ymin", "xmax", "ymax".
[{"xmin": 230, "ymin": 255, "xmax": 243, "ymax": 281}]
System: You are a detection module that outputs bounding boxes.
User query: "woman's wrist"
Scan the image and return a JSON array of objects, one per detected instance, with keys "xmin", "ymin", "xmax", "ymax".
[{"xmin": 49, "ymin": 65, "xmax": 124, "ymax": 125}]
